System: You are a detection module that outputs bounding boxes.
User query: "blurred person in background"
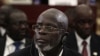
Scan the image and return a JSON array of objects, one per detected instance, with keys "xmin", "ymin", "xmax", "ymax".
[
  {"xmin": 64, "ymin": 4, "xmax": 100, "ymax": 56},
  {"xmin": 0, "ymin": 5, "xmax": 13, "ymax": 38},
  {"xmin": 0, "ymin": 8, "xmax": 32, "ymax": 56}
]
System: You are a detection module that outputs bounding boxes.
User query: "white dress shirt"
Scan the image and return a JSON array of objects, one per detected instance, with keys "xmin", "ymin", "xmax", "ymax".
[
  {"xmin": 75, "ymin": 32, "xmax": 91, "ymax": 56},
  {"xmin": 3, "ymin": 35, "xmax": 25, "ymax": 56},
  {"xmin": 38, "ymin": 49, "xmax": 63, "ymax": 56}
]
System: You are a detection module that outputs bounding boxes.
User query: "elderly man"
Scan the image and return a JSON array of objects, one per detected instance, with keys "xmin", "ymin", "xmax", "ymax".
[
  {"xmin": 64, "ymin": 4, "xmax": 100, "ymax": 56},
  {"xmin": 9, "ymin": 8, "xmax": 81, "ymax": 56}
]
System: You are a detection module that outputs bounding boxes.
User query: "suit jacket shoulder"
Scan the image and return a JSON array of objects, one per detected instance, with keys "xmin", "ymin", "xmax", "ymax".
[
  {"xmin": 25, "ymin": 38, "xmax": 32, "ymax": 46},
  {"xmin": 63, "ymin": 32, "xmax": 78, "ymax": 51},
  {"xmin": 63, "ymin": 46, "xmax": 81, "ymax": 56}
]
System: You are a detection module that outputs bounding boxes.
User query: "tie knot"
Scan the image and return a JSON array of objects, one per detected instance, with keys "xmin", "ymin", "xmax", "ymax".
[
  {"xmin": 82, "ymin": 41, "xmax": 87, "ymax": 46},
  {"xmin": 13, "ymin": 41, "xmax": 23, "ymax": 51},
  {"xmin": 13, "ymin": 41, "xmax": 22, "ymax": 46}
]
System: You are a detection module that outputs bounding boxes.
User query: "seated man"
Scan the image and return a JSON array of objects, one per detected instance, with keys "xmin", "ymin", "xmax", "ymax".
[
  {"xmin": 0, "ymin": 9, "xmax": 32, "ymax": 56},
  {"xmin": 0, "ymin": 5, "xmax": 13, "ymax": 38},
  {"xmin": 9, "ymin": 8, "xmax": 81, "ymax": 56},
  {"xmin": 64, "ymin": 4, "xmax": 100, "ymax": 56}
]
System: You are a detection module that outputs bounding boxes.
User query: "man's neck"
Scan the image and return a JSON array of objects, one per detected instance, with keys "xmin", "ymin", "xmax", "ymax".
[
  {"xmin": 42, "ymin": 44, "xmax": 62, "ymax": 56},
  {"xmin": 8, "ymin": 34, "xmax": 24, "ymax": 41}
]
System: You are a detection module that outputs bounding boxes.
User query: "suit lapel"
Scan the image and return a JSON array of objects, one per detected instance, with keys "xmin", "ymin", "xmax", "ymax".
[
  {"xmin": 25, "ymin": 38, "xmax": 32, "ymax": 47},
  {"xmin": 30, "ymin": 42, "xmax": 39, "ymax": 56},
  {"xmin": 0, "ymin": 33, "xmax": 6, "ymax": 56},
  {"xmin": 90, "ymin": 34, "xmax": 100, "ymax": 56},
  {"xmin": 66, "ymin": 32, "xmax": 78, "ymax": 51}
]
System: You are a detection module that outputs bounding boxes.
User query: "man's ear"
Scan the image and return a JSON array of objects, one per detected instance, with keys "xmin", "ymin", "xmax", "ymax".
[
  {"xmin": 62, "ymin": 34, "xmax": 67, "ymax": 43},
  {"xmin": 60, "ymin": 30, "xmax": 68, "ymax": 43}
]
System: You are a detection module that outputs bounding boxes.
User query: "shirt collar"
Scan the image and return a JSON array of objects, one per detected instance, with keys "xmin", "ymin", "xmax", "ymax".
[
  {"xmin": 0, "ymin": 27, "xmax": 6, "ymax": 36},
  {"xmin": 6, "ymin": 35, "xmax": 25, "ymax": 46},
  {"xmin": 38, "ymin": 49, "xmax": 63, "ymax": 56},
  {"xmin": 59, "ymin": 49, "xmax": 63, "ymax": 56},
  {"xmin": 75, "ymin": 31, "xmax": 91, "ymax": 46}
]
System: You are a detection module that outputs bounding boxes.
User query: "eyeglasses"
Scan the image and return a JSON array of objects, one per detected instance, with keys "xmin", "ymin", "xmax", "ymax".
[{"xmin": 32, "ymin": 24, "xmax": 60, "ymax": 32}]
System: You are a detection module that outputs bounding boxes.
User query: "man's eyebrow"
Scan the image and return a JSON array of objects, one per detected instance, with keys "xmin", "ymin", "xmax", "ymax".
[{"xmin": 36, "ymin": 23, "xmax": 42, "ymax": 25}]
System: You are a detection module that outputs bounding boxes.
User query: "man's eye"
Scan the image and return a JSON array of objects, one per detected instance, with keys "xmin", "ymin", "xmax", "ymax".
[
  {"xmin": 36, "ymin": 25, "xmax": 41, "ymax": 28},
  {"xmin": 46, "ymin": 26, "xmax": 52, "ymax": 29}
]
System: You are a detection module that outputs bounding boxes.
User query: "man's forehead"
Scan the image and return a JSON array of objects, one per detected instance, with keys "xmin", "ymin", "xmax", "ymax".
[
  {"xmin": 37, "ymin": 13, "xmax": 58, "ymax": 22},
  {"xmin": 10, "ymin": 12, "xmax": 27, "ymax": 21},
  {"xmin": 76, "ymin": 4, "xmax": 93, "ymax": 16}
]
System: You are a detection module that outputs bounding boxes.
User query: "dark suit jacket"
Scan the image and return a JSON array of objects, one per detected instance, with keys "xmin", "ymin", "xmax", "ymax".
[
  {"xmin": 64, "ymin": 32, "xmax": 100, "ymax": 56},
  {"xmin": 8, "ymin": 42, "xmax": 81, "ymax": 56},
  {"xmin": 0, "ymin": 33, "xmax": 32, "ymax": 56}
]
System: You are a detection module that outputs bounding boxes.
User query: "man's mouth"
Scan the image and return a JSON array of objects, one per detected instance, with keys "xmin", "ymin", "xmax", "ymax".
[
  {"xmin": 36, "ymin": 39, "xmax": 48, "ymax": 45},
  {"xmin": 20, "ymin": 30, "xmax": 26, "ymax": 34}
]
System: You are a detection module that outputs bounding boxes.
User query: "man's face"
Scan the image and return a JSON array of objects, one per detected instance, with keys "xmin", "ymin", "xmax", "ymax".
[
  {"xmin": 34, "ymin": 15, "xmax": 62, "ymax": 52},
  {"xmin": 8, "ymin": 12, "xmax": 28, "ymax": 40},
  {"xmin": 75, "ymin": 13, "xmax": 94, "ymax": 38}
]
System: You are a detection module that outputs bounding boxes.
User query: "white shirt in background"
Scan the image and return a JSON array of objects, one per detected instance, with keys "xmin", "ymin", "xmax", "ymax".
[
  {"xmin": 38, "ymin": 49, "xmax": 63, "ymax": 56},
  {"xmin": 75, "ymin": 32, "xmax": 91, "ymax": 56},
  {"xmin": 0, "ymin": 27, "xmax": 6, "ymax": 36},
  {"xmin": 3, "ymin": 35, "xmax": 25, "ymax": 56}
]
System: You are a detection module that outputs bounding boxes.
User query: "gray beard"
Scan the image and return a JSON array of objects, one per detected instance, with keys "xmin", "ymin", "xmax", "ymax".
[{"xmin": 35, "ymin": 44, "xmax": 53, "ymax": 52}]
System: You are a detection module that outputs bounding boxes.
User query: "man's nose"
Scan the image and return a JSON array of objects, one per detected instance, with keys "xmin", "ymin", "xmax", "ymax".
[
  {"xmin": 20, "ymin": 24, "xmax": 28, "ymax": 29},
  {"xmin": 84, "ymin": 23, "xmax": 90, "ymax": 29},
  {"xmin": 38, "ymin": 26, "xmax": 47, "ymax": 35}
]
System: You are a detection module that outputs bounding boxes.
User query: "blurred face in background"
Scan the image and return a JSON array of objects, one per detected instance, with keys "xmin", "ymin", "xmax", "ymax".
[
  {"xmin": 0, "ymin": 13, "xmax": 6, "ymax": 26},
  {"xmin": 0, "ymin": 5, "xmax": 13, "ymax": 27},
  {"xmin": 74, "ymin": 5, "xmax": 95, "ymax": 39},
  {"xmin": 8, "ymin": 11, "xmax": 29, "ymax": 41}
]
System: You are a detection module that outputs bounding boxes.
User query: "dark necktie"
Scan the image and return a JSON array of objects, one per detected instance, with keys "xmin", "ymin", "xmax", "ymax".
[
  {"xmin": 82, "ymin": 41, "xmax": 88, "ymax": 56},
  {"xmin": 13, "ymin": 41, "xmax": 22, "ymax": 52}
]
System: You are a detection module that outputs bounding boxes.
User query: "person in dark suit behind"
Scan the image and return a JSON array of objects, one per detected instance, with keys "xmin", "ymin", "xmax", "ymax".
[
  {"xmin": 0, "ymin": 8, "xmax": 32, "ymax": 56},
  {"xmin": 0, "ymin": 5, "xmax": 13, "ymax": 38},
  {"xmin": 8, "ymin": 8, "xmax": 81, "ymax": 56},
  {"xmin": 64, "ymin": 4, "xmax": 100, "ymax": 56}
]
